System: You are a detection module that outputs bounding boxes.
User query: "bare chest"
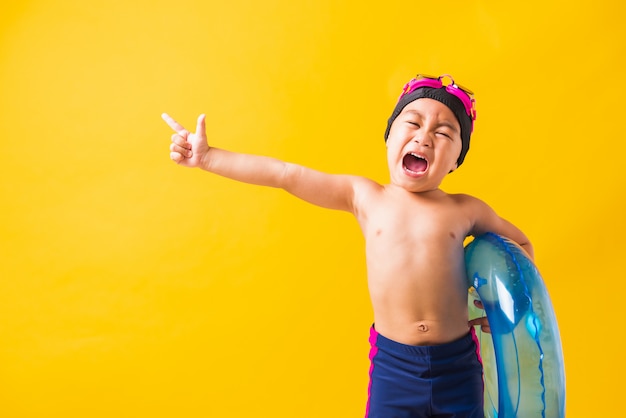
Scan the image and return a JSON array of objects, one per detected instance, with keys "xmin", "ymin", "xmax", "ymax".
[{"xmin": 362, "ymin": 196, "xmax": 469, "ymax": 245}]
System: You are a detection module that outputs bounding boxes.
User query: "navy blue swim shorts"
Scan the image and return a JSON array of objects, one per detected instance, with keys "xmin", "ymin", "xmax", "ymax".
[{"xmin": 366, "ymin": 326, "xmax": 484, "ymax": 418}]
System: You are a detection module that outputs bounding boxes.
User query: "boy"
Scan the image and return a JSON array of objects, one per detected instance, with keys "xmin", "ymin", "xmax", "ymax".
[{"xmin": 162, "ymin": 74, "xmax": 533, "ymax": 417}]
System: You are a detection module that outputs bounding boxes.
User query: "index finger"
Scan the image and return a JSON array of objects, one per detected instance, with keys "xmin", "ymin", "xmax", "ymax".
[{"xmin": 161, "ymin": 113, "xmax": 188, "ymax": 134}]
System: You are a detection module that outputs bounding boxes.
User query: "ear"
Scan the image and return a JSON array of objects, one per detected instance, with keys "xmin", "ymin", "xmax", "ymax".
[{"xmin": 448, "ymin": 161, "xmax": 459, "ymax": 173}]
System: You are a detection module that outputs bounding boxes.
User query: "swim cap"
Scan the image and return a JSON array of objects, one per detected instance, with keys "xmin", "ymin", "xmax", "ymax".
[{"xmin": 384, "ymin": 87, "xmax": 473, "ymax": 167}]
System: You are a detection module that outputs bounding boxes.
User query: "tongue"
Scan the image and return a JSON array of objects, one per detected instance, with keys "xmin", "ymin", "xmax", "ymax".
[{"xmin": 404, "ymin": 154, "xmax": 427, "ymax": 172}]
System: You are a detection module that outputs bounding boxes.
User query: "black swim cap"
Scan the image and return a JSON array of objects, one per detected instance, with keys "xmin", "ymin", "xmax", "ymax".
[{"xmin": 384, "ymin": 87, "xmax": 473, "ymax": 167}]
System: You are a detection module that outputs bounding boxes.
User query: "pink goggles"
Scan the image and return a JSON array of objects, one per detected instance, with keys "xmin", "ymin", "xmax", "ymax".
[{"xmin": 399, "ymin": 74, "xmax": 476, "ymax": 132}]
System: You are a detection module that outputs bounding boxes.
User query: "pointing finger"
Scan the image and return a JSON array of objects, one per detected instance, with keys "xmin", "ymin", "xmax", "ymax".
[{"xmin": 162, "ymin": 113, "xmax": 188, "ymax": 134}]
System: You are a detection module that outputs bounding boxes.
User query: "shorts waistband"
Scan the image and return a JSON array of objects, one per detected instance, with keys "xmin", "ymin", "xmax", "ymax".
[{"xmin": 370, "ymin": 325, "xmax": 477, "ymax": 359}]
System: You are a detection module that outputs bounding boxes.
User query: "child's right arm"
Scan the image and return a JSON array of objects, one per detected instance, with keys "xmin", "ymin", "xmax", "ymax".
[{"xmin": 163, "ymin": 113, "xmax": 369, "ymax": 213}]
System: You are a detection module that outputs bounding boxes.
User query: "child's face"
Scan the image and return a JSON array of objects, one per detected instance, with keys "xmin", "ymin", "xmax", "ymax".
[{"xmin": 386, "ymin": 98, "xmax": 463, "ymax": 192}]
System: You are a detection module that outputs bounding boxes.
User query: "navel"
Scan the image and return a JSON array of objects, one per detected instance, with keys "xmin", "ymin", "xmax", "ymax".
[{"xmin": 417, "ymin": 323, "xmax": 429, "ymax": 332}]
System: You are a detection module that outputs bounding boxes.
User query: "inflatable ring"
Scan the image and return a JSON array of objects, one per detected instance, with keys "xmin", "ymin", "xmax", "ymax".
[{"xmin": 465, "ymin": 233, "xmax": 566, "ymax": 418}]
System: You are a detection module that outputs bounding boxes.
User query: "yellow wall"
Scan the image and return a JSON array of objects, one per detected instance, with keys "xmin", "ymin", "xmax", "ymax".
[{"xmin": 1, "ymin": 0, "xmax": 623, "ymax": 416}]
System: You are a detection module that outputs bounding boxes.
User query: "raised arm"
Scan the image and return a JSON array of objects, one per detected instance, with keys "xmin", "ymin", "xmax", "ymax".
[{"xmin": 163, "ymin": 113, "xmax": 370, "ymax": 212}]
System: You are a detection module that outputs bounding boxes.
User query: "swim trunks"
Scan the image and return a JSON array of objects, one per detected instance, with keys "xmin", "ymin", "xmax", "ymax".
[{"xmin": 366, "ymin": 326, "xmax": 484, "ymax": 418}]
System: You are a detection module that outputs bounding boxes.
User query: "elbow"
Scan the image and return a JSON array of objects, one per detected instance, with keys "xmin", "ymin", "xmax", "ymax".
[
  {"xmin": 278, "ymin": 162, "xmax": 299, "ymax": 190},
  {"xmin": 521, "ymin": 241, "xmax": 534, "ymax": 260}
]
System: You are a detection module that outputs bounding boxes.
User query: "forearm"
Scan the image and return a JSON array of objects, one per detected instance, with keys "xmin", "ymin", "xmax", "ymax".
[
  {"xmin": 200, "ymin": 147, "xmax": 288, "ymax": 188},
  {"xmin": 497, "ymin": 221, "xmax": 535, "ymax": 260},
  {"xmin": 497, "ymin": 224, "xmax": 535, "ymax": 261}
]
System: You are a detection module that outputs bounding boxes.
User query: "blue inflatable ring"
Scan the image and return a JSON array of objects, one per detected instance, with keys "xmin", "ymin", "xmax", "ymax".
[{"xmin": 465, "ymin": 233, "xmax": 566, "ymax": 418}]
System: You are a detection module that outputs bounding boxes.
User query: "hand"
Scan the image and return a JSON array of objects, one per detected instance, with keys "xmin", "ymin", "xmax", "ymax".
[
  {"xmin": 162, "ymin": 113, "xmax": 209, "ymax": 168},
  {"xmin": 468, "ymin": 300, "xmax": 491, "ymax": 334}
]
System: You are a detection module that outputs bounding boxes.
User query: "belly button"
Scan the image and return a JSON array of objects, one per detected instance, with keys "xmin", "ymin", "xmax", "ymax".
[{"xmin": 417, "ymin": 324, "xmax": 429, "ymax": 332}]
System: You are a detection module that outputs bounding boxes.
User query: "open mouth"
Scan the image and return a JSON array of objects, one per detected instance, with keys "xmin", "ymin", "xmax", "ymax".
[{"xmin": 403, "ymin": 153, "xmax": 428, "ymax": 174}]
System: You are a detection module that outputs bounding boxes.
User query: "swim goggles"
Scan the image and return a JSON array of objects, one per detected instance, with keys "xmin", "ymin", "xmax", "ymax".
[{"xmin": 399, "ymin": 74, "xmax": 477, "ymax": 132}]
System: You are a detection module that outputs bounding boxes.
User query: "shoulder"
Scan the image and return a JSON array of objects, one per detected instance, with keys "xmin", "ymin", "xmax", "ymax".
[
  {"xmin": 351, "ymin": 176, "xmax": 385, "ymax": 202},
  {"xmin": 332, "ymin": 175, "xmax": 382, "ymax": 210},
  {"xmin": 447, "ymin": 193, "xmax": 499, "ymax": 224},
  {"xmin": 447, "ymin": 192, "xmax": 487, "ymax": 208}
]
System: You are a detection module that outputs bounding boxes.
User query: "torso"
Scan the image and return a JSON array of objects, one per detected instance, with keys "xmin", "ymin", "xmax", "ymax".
[{"xmin": 355, "ymin": 183, "xmax": 476, "ymax": 345}]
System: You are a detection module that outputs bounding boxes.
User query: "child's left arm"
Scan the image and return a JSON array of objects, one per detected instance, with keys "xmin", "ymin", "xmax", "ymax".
[
  {"xmin": 463, "ymin": 195, "xmax": 534, "ymax": 333},
  {"xmin": 465, "ymin": 195, "xmax": 534, "ymax": 260}
]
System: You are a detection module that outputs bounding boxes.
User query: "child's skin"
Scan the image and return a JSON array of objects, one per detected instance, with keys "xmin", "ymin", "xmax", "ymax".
[{"xmin": 163, "ymin": 97, "xmax": 532, "ymax": 346}]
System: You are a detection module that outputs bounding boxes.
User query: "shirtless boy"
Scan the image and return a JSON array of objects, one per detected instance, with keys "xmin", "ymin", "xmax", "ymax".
[{"xmin": 163, "ymin": 74, "xmax": 533, "ymax": 417}]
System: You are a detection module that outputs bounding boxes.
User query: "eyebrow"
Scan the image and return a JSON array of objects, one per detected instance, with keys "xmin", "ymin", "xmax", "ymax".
[{"xmin": 403, "ymin": 110, "xmax": 459, "ymax": 133}]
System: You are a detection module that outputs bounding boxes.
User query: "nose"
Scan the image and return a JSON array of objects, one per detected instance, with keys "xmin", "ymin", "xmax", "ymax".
[{"xmin": 413, "ymin": 131, "xmax": 433, "ymax": 147}]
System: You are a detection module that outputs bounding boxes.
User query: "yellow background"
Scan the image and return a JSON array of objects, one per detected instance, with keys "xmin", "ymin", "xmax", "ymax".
[{"xmin": 1, "ymin": 0, "xmax": 624, "ymax": 416}]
